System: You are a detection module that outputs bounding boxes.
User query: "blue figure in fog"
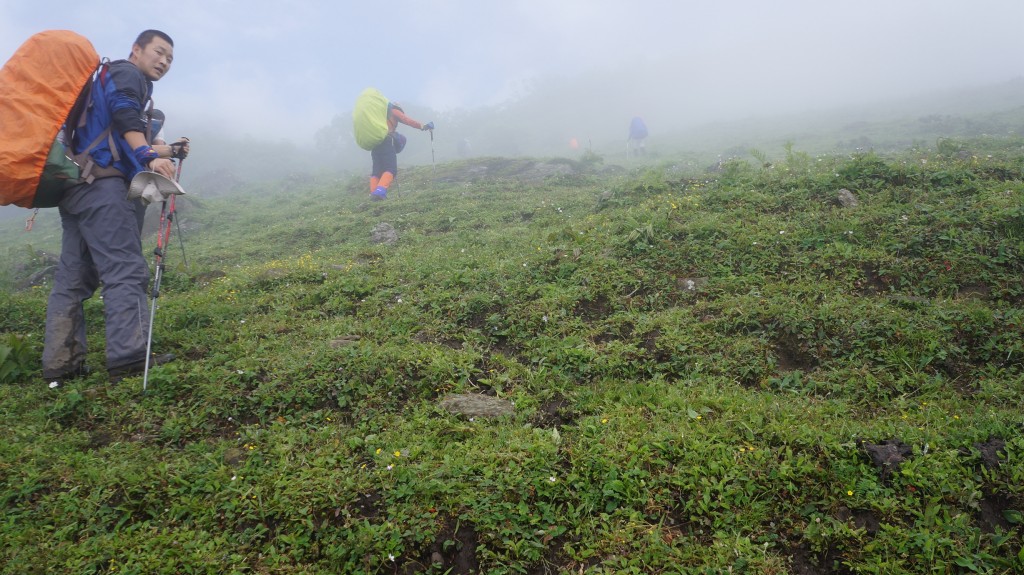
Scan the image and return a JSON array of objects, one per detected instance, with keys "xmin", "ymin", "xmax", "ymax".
[{"xmin": 628, "ymin": 116, "xmax": 648, "ymax": 157}]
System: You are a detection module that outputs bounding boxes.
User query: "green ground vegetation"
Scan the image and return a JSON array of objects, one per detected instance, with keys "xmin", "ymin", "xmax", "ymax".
[{"xmin": 1, "ymin": 136, "xmax": 1023, "ymax": 574}]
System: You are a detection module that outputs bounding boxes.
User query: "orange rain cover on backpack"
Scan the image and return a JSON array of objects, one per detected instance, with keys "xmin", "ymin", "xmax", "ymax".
[{"xmin": 0, "ymin": 30, "xmax": 99, "ymax": 208}]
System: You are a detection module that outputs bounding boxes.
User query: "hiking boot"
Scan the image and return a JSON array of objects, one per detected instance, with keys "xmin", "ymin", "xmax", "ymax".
[
  {"xmin": 42, "ymin": 364, "xmax": 91, "ymax": 386},
  {"xmin": 370, "ymin": 186, "xmax": 387, "ymax": 200},
  {"xmin": 108, "ymin": 353, "xmax": 175, "ymax": 383}
]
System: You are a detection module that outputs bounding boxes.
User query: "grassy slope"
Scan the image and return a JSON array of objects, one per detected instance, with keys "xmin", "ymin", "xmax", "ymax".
[{"xmin": 1, "ymin": 139, "xmax": 1024, "ymax": 574}]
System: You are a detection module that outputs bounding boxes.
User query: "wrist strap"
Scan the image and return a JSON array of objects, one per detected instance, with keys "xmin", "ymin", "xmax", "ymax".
[{"xmin": 133, "ymin": 145, "xmax": 159, "ymax": 166}]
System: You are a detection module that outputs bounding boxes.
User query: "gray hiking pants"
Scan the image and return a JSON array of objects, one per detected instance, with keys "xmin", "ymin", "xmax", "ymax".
[{"xmin": 42, "ymin": 176, "xmax": 149, "ymax": 378}]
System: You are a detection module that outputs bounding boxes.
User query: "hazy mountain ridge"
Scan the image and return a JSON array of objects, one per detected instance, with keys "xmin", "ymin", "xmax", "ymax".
[{"xmin": 3, "ymin": 76, "xmax": 1022, "ymax": 223}]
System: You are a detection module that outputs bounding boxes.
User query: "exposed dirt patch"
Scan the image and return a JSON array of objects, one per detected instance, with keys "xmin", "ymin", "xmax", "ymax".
[
  {"xmin": 860, "ymin": 438, "xmax": 913, "ymax": 482},
  {"xmin": 181, "ymin": 346, "xmax": 207, "ymax": 361},
  {"xmin": 950, "ymin": 377, "xmax": 979, "ymax": 396},
  {"xmin": 531, "ymin": 395, "xmax": 576, "ymax": 428},
  {"xmin": 349, "ymin": 490, "xmax": 384, "ymax": 521},
  {"xmin": 486, "ymin": 339, "xmax": 523, "ymax": 364},
  {"xmin": 519, "ymin": 525, "xmax": 581, "ymax": 574},
  {"xmin": 774, "ymin": 334, "xmax": 818, "ymax": 372},
  {"xmin": 956, "ymin": 282, "xmax": 991, "ymax": 300},
  {"xmin": 87, "ymin": 429, "xmax": 116, "ymax": 449},
  {"xmin": 786, "ymin": 541, "xmax": 854, "ymax": 575},
  {"xmin": 972, "ymin": 438, "xmax": 1006, "ymax": 469},
  {"xmin": 593, "ymin": 320, "xmax": 634, "ymax": 345},
  {"xmin": 660, "ymin": 489, "xmax": 716, "ymax": 547},
  {"xmin": 459, "ymin": 305, "xmax": 500, "ymax": 332},
  {"xmin": 574, "ymin": 293, "xmax": 612, "ymax": 321},
  {"xmin": 835, "ymin": 506, "xmax": 881, "ymax": 535},
  {"xmin": 857, "ymin": 263, "xmax": 890, "ymax": 295},
  {"xmin": 439, "ymin": 336, "xmax": 467, "ymax": 350},
  {"xmin": 397, "ymin": 516, "xmax": 480, "ymax": 575},
  {"xmin": 641, "ymin": 329, "xmax": 667, "ymax": 361},
  {"xmin": 976, "ymin": 491, "xmax": 1015, "ymax": 534}
]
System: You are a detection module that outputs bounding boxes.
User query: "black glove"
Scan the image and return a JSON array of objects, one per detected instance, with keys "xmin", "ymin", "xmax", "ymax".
[
  {"xmin": 170, "ymin": 138, "xmax": 190, "ymax": 159},
  {"xmin": 422, "ymin": 122, "xmax": 434, "ymax": 131}
]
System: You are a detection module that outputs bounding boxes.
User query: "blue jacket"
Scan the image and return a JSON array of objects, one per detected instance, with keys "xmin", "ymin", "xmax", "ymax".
[{"xmin": 73, "ymin": 59, "xmax": 153, "ymax": 179}]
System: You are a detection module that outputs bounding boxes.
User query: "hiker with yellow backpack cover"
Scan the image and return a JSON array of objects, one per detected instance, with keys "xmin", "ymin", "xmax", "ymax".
[{"xmin": 352, "ymin": 87, "xmax": 434, "ymax": 200}]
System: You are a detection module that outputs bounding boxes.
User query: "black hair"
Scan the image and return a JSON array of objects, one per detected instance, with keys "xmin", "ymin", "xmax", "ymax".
[{"xmin": 134, "ymin": 30, "xmax": 174, "ymax": 50}]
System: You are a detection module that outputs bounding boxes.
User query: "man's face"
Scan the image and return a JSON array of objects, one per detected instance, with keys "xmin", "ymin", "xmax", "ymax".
[{"xmin": 131, "ymin": 37, "xmax": 173, "ymax": 81}]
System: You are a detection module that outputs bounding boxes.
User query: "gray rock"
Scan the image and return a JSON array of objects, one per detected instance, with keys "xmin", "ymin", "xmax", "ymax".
[
  {"xmin": 837, "ymin": 188, "xmax": 859, "ymax": 208},
  {"xmin": 439, "ymin": 393, "xmax": 515, "ymax": 418},
  {"xmin": 370, "ymin": 222, "xmax": 398, "ymax": 245},
  {"xmin": 329, "ymin": 335, "xmax": 361, "ymax": 348},
  {"xmin": 677, "ymin": 277, "xmax": 709, "ymax": 291},
  {"xmin": 16, "ymin": 265, "xmax": 56, "ymax": 290}
]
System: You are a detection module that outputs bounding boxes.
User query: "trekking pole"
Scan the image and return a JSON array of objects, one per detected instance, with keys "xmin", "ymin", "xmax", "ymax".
[
  {"xmin": 142, "ymin": 194, "xmax": 173, "ymax": 393},
  {"xmin": 427, "ymin": 128, "xmax": 436, "ymax": 192},
  {"xmin": 170, "ymin": 157, "xmax": 190, "ymax": 271}
]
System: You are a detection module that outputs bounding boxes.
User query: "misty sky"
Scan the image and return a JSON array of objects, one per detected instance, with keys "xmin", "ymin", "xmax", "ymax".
[{"xmin": 2, "ymin": 0, "xmax": 1023, "ymax": 146}]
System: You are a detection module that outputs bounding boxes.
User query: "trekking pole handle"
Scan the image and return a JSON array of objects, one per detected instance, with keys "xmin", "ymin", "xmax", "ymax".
[{"xmin": 169, "ymin": 137, "xmax": 190, "ymax": 160}]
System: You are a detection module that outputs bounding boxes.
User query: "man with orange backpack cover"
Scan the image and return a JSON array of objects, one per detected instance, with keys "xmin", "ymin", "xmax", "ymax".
[{"xmin": 42, "ymin": 30, "xmax": 187, "ymax": 384}]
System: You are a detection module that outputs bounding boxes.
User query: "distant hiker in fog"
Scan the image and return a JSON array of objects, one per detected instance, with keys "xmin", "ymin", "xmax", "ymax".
[
  {"xmin": 628, "ymin": 116, "xmax": 648, "ymax": 157},
  {"xmin": 369, "ymin": 103, "xmax": 433, "ymax": 200}
]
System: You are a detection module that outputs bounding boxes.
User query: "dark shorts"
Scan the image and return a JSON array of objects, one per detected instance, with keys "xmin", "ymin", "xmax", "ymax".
[{"xmin": 371, "ymin": 134, "xmax": 399, "ymax": 177}]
